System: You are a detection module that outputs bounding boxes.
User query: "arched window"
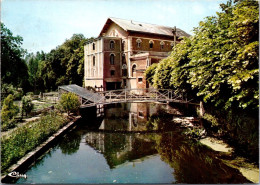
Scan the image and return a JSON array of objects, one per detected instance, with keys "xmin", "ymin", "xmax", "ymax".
[
  {"xmin": 160, "ymin": 41, "xmax": 165, "ymax": 50},
  {"xmin": 149, "ymin": 40, "xmax": 154, "ymax": 49},
  {"xmin": 93, "ymin": 43, "xmax": 95, "ymax": 50},
  {"xmin": 110, "ymin": 40, "xmax": 115, "ymax": 49},
  {"xmin": 136, "ymin": 39, "xmax": 142, "ymax": 48},
  {"xmin": 132, "ymin": 64, "xmax": 137, "ymax": 77},
  {"xmin": 122, "ymin": 40, "xmax": 125, "ymax": 51},
  {"xmin": 122, "ymin": 54, "xmax": 126, "ymax": 64},
  {"xmin": 122, "ymin": 64, "xmax": 127, "ymax": 77},
  {"xmin": 110, "ymin": 54, "xmax": 115, "ymax": 65},
  {"xmin": 93, "ymin": 56, "xmax": 95, "ymax": 66}
]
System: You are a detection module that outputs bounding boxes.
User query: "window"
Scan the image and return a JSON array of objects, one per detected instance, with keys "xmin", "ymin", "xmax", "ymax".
[
  {"xmin": 138, "ymin": 77, "xmax": 143, "ymax": 83},
  {"xmin": 149, "ymin": 40, "xmax": 154, "ymax": 49},
  {"xmin": 110, "ymin": 40, "xmax": 115, "ymax": 49},
  {"xmin": 122, "ymin": 69, "xmax": 127, "ymax": 77},
  {"xmin": 122, "ymin": 41, "xmax": 125, "ymax": 51},
  {"xmin": 136, "ymin": 39, "xmax": 142, "ymax": 48},
  {"xmin": 110, "ymin": 70, "xmax": 115, "ymax": 76},
  {"xmin": 93, "ymin": 43, "xmax": 95, "ymax": 50},
  {"xmin": 132, "ymin": 64, "xmax": 137, "ymax": 77},
  {"xmin": 138, "ymin": 111, "xmax": 144, "ymax": 117},
  {"xmin": 93, "ymin": 56, "xmax": 95, "ymax": 66},
  {"xmin": 122, "ymin": 64, "xmax": 127, "ymax": 76},
  {"xmin": 160, "ymin": 41, "xmax": 165, "ymax": 50},
  {"xmin": 110, "ymin": 54, "xmax": 115, "ymax": 65},
  {"xmin": 122, "ymin": 54, "xmax": 126, "ymax": 64}
]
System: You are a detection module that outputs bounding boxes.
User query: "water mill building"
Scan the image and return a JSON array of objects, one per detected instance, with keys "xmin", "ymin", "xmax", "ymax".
[{"xmin": 84, "ymin": 17, "xmax": 190, "ymax": 91}]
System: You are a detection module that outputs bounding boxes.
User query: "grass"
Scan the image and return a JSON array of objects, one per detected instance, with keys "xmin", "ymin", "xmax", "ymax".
[{"xmin": 1, "ymin": 111, "xmax": 69, "ymax": 174}]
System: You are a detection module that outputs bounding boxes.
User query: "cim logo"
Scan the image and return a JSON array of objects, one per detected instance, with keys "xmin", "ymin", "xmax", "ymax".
[{"xmin": 8, "ymin": 171, "xmax": 27, "ymax": 179}]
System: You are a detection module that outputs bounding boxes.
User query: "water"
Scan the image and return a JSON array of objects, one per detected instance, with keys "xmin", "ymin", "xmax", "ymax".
[{"xmin": 17, "ymin": 103, "xmax": 249, "ymax": 184}]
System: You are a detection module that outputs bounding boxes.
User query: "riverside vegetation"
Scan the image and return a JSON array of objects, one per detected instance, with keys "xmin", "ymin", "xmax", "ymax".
[
  {"xmin": 145, "ymin": 0, "xmax": 259, "ymax": 162},
  {"xmin": 1, "ymin": 92, "xmax": 80, "ymax": 175}
]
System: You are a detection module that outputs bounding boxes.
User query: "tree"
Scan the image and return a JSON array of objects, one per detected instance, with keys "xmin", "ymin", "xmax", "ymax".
[
  {"xmin": 145, "ymin": 63, "xmax": 158, "ymax": 86},
  {"xmin": 1, "ymin": 94, "xmax": 19, "ymax": 130},
  {"xmin": 147, "ymin": 0, "xmax": 259, "ymax": 111},
  {"xmin": 1, "ymin": 23, "xmax": 29, "ymax": 90},
  {"xmin": 36, "ymin": 34, "xmax": 93, "ymax": 91},
  {"xmin": 59, "ymin": 92, "xmax": 81, "ymax": 115}
]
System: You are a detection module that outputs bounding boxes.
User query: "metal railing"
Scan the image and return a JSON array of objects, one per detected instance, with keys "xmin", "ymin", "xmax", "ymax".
[{"xmin": 81, "ymin": 88, "xmax": 191, "ymax": 108}]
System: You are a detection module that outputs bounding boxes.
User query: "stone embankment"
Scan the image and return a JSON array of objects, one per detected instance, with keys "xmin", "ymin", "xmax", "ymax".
[{"xmin": 1, "ymin": 116, "xmax": 81, "ymax": 183}]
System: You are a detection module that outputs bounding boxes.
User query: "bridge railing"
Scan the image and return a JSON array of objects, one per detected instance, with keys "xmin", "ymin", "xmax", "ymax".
[{"xmin": 96, "ymin": 88, "xmax": 186, "ymax": 103}]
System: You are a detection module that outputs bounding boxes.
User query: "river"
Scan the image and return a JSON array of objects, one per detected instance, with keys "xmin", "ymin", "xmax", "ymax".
[{"xmin": 16, "ymin": 102, "xmax": 251, "ymax": 183}]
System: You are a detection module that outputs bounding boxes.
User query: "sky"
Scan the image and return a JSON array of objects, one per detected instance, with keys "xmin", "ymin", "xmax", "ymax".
[{"xmin": 2, "ymin": 0, "xmax": 227, "ymax": 54}]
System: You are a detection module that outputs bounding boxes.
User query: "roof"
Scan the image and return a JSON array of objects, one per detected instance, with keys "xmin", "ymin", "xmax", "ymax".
[
  {"xmin": 59, "ymin": 84, "xmax": 103, "ymax": 103},
  {"xmin": 99, "ymin": 17, "xmax": 190, "ymax": 38}
]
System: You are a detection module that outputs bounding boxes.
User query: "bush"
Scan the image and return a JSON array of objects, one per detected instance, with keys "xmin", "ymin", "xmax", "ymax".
[
  {"xmin": 59, "ymin": 92, "xmax": 80, "ymax": 115},
  {"xmin": 1, "ymin": 111, "xmax": 68, "ymax": 173},
  {"xmin": 1, "ymin": 94, "xmax": 19, "ymax": 131},
  {"xmin": 21, "ymin": 95, "xmax": 34, "ymax": 117}
]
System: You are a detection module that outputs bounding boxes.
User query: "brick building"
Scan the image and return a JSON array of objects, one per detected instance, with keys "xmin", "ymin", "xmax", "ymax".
[{"xmin": 84, "ymin": 17, "xmax": 190, "ymax": 91}]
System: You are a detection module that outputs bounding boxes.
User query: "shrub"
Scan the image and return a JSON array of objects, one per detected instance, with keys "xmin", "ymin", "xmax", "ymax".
[
  {"xmin": 59, "ymin": 92, "xmax": 80, "ymax": 115},
  {"xmin": 1, "ymin": 94, "xmax": 19, "ymax": 131},
  {"xmin": 21, "ymin": 95, "xmax": 34, "ymax": 117}
]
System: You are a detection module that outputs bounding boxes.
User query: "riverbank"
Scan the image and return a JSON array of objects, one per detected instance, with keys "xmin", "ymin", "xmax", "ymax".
[
  {"xmin": 174, "ymin": 115, "xmax": 259, "ymax": 183},
  {"xmin": 1, "ymin": 111, "xmax": 80, "ymax": 182}
]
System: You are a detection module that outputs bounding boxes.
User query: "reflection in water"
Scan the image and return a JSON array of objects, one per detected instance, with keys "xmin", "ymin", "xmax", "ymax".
[
  {"xmin": 85, "ymin": 132, "xmax": 157, "ymax": 169},
  {"xmin": 16, "ymin": 103, "xmax": 250, "ymax": 184}
]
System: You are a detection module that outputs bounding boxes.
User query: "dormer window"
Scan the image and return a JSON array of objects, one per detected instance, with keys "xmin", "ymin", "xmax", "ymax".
[
  {"xmin": 93, "ymin": 43, "xmax": 95, "ymax": 50},
  {"xmin": 160, "ymin": 41, "xmax": 165, "ymax": 50},
  {"xmin": 136, "ymin": 39, "xmax": 142, "ymax": 48},
  {"xmin": 149, "ymin": 40, "xmax": 154, "ymax": 49},
  {"xmin": 110, "ymin": 40, "xmax": 115, "ymax": 49}
]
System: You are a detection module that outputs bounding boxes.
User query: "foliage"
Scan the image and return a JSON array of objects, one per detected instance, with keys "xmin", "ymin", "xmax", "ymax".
[
  {"xmin": 1, "ymin": 23, "xmax": 30, "ymax": 91},
  {"xmin": 145, "ymin": 63, "xmax": 158, "ymax": 86},
  {"xmin": 1, "ymin": 83, "xmax": 23, "ymax": 100},
  {"xmin": 37, "ymin": 34, "xmax": 93, "ymax": 91},
  {"xmin": 1, "ymin": 111, "xmax": 68, "ymax": 173},
  {"xmin": 147, "ymin": 0, "xmax": 259, "ymax": 111},
  {"xmin": 1, "ymin": 95, "xmax": 19, "ymax": 131},
  {"xmin": 153, "ymin": 59, "xmax": 173, "ymax": 89},
  {"xmin": 59, "ymin": 92, "xmax": 81, "ymax": 114},
  {"xmin": 21, "ymin": 95, "xmax": 34, "ymax": 117}
]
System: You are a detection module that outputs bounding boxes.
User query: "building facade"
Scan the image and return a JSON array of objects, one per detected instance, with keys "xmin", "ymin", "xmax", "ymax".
[{"xmin": 84, "ymin": 17, "xmax": 190, "ymax": 91}]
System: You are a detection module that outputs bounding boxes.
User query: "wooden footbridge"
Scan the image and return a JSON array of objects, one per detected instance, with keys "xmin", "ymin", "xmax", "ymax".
[{"xmin": 58, "ymin": 84, "xmax": 195, "ymax": 108}]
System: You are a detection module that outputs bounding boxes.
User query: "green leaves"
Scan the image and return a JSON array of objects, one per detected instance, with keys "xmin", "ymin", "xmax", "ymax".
[
  {"xmin": 59, "ymin": 92, "xmax": 81, "ymax": 115},
  {"xmin": 1, "ymin": 23, "xmax": 29, "ymax": 90},
  {"xmin": 145, "ymin": 0, "xmax": 259, "ymax": 111}
]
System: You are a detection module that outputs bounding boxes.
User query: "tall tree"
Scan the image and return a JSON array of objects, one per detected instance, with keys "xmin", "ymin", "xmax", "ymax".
[
  {"xmin": 148, "ymin": 0, "xmax": 259, "ymax": 111},
  {"xmin": 1, "ymin": 23, "xmax": 29, "ymax": 90}
]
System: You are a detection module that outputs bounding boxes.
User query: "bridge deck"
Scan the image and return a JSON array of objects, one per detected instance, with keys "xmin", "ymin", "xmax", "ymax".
[{"xmin": 58, "ymin": 85, "xmax": 197, "ymax": 108}]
